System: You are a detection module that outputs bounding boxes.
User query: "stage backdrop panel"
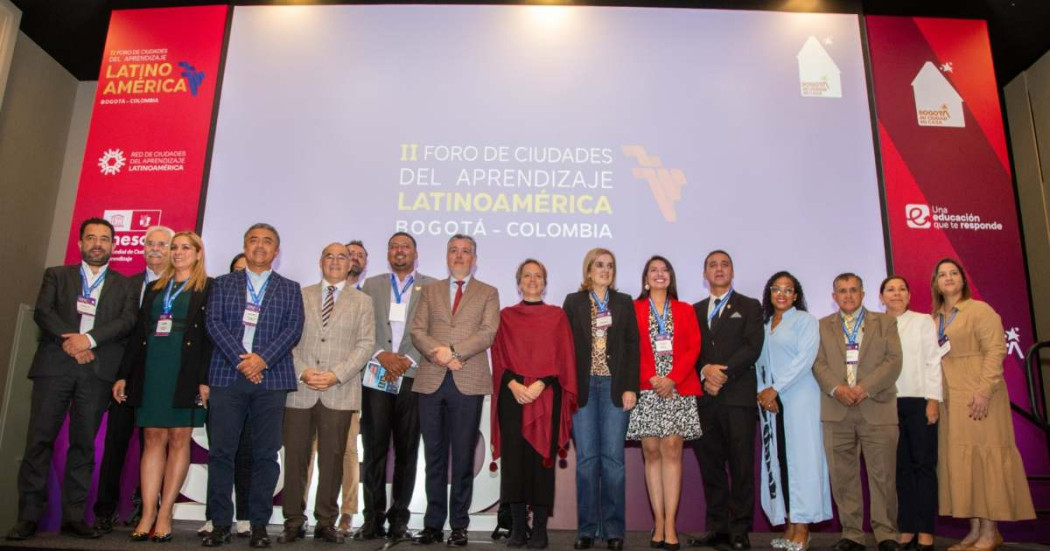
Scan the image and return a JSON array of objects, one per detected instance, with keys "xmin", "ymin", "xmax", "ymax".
[
  {"xmin": 867, "ymin": 15, "xmax": 1048, "ymax": 540},
  {"xmin": 201, "ymin": 5, "xmax": 884, "ymax": 531}
]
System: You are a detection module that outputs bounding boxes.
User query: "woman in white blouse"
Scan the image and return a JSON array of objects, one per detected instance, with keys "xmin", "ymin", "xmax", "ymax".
[{"xmin": 879, "ymin": 276, "xmax": 942, "ymax": 551}]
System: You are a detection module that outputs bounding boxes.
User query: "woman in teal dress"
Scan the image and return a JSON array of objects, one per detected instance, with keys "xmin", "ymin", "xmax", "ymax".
[{"xmin": 113, "ymin": 231, "xmax": 212, "ymax": 541}]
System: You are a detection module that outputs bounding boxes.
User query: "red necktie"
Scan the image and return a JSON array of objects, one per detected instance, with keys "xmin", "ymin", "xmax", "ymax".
[{"xmin": 452, "ymin": 280, "xmax": 464, "ymax": 315}]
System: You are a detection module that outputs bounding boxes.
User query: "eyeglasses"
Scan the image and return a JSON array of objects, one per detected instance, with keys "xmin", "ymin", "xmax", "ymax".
[
  {"xmin": 323, "ymin": 254, "xmax": 350, "ymax": 262},
  {"xmin": 770, "ymin": 286, "xmax": 796, "ymax": 296}
]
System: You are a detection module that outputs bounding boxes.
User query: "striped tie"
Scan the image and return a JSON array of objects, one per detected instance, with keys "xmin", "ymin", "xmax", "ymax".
[{"xmin": 322, "ymin": 285, "xmax": 335, "ymax": 329}]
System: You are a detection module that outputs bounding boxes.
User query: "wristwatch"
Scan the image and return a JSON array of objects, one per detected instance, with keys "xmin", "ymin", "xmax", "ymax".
[{"xmin": 450, "ymin": 344, "xmax": 463, "ymax": 362}]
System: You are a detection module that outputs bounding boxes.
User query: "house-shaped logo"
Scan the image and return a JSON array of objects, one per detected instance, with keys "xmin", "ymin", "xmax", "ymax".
[
  {"xmin": 911, "ymin": 62, "xmax": 964, "ymax": 128},
  {"xmin": 797, "ymin": 36, "xmax": 841, "ymax": 98}
]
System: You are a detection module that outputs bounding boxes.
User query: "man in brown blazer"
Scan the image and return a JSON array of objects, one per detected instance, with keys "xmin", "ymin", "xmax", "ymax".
[
  {"xmin": 410, "ymin": 234, "xmax": 500, "ymax": 547},
  {"xmin": 812, "ymin": 273, "xmax": 902, "ymax": 551},
  {"xmin": 279, "ymin": 243, "xmax": 375, "ymax": 544}
]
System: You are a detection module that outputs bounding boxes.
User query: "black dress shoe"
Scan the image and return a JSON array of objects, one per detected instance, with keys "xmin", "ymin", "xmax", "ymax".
[
  {"xmin": 94, "ymin": 513, "xmax": 117, "ymax": 534},
  {"xmin": 447, "ymin": 528, "xmax": 468, "ymax": 546},
  {"xmin": 877, "ymin": 541, "xmax": 899, "ymax": 551},
  {"xmin": 414, "ymin": 527, "xmax": 444, "ymax": 545},
  {"xmin": 277, "ymin": 526, "xmax": 305, "ymax": 544},
  {"xmin": 314, "ymin": 526, "xmax": 345, "ymax": 544},
  {"xmin": 249, "ymin": 525, "xmax": 271, "ymax": 548},
  {"xmin": 665, "ymin": 543, "xmax": 682, "ymax": 551},
  {"xmin": 608, "ymin": 538, "xmax": 625, "ymax": 551},
  {"xmin": 575, "ymin": 536, "xmax": 595, "ymax": 549},
  {"xmin": 6, "ymin": 521, "xmax": 37, "ymax": 541},
  {"xmin": 353, "ymin": 520, "xmax": 385, "ymax": 540},
  {"xmin": 389, "ymin": 519, "xmax": 410, "ymax": 540},
  {"xmin": 913, "ymin": 544, "xmax": 933, "ymax": 551},
  {"xmin": 831, "ymin": 539, "xmax": 867, "ymax": 551},
  {"xmin": 202, "ymin": 526, "xmax": 232, "ymax": 547},
  {"xmin": 61, "ymin": 521, "xmax": 102, "ymax": 539},
  {"xmin": 689, "ymin": 533, "xmax": 730, "ymax": 548},
  {"xmin": 720, "ymin": 534, "xmax": 750, "ymax": 551}
]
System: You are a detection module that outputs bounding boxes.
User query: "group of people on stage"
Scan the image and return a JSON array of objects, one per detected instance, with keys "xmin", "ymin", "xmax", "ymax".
[{"xmin": 5, "ymin": 217, "xmax": 1037, "ymax": 551}]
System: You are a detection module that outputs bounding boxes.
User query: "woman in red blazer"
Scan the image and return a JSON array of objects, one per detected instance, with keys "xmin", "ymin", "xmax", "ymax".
[{"xmin": 628, "ymin": 255, "xmax": 702, "ymax": 551}]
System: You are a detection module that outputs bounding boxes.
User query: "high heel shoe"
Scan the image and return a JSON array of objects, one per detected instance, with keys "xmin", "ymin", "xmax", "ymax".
[
  {"xmin": 649, "ymin": 529, "xmax": 664, "ymax": 549},
  {"xmin": 771, "ymin": 539, "xmax": 789, "ymax": 549},
  {"xmin": 130, "ymin": 530, "xmax": 151, "ymax": 542},
  {"xmin": 948, "ymin": 541, "xmax": 976, "ymax": 551},
  {"xmin": 969, "ymin": 534, "xmax": 1003, "ymax": 551},
  {"xmin": 151, "ymin": 532, "xmax": 173, "ymax": 543}
]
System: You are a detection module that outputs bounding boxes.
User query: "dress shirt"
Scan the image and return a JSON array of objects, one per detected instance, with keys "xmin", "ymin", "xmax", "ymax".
[
  {"xmin": 840, "ymin": 307, "xmax": 866, "ymax": 347},
  {"xmin": 79, "ymin": 261, "xmax": 108, "ymax": 348},
  {"xmin": 894, "ymin": 310, "xmax": 943, "ymax": 401},
  {"xmin": 706, "ymin": 289, "xmax": 732, "ymax": 321},
  {"xmin": 243, "ymin": 268, "xmax": 272, "ymax": 353},
  {"xmin": 372, "ymin": 272, "xmax": 418, "ymax": 373},
  {"xmin": 449, "ymin": 274, "xmax": 472, "ymax": 307},
  {"xmin": 321, "ymin": 278, "xmax": 347, "ymax": 309},
  {"xmin": 141, "ymin": 268, "xmax": 163, "ymax": 305}
]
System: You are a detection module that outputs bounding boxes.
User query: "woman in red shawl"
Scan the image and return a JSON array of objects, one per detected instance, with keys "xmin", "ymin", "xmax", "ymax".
[{"xmin": 491, "ymin": 259, "xmax": 578, "ymax": 550}]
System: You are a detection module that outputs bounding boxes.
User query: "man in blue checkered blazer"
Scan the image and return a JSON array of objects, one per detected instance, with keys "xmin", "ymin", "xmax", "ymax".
[{"xmin": 203, "ymin": 223, "xmax": 305, "ymax": 548}]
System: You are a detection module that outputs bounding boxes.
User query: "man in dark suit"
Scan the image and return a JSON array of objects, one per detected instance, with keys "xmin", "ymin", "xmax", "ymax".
[
  {"xmin": 203, "ymin": 223, "xmax": 305, "ymax": 548},
  {"xmin": 410, "ymin": 234, "xmax": 500, "ymax": 547},
  {"xmin": 6, "ymin": 217, "xmax": 138, "ymax": 541},
  {"xmin": 689, "ymin": 250, "xmax": 764, "ymax": 550},
  {"xmin": 356, "ymin": 232, "xmax": 435, "ymax": 540},
  {"xmin": 93, "ymin": 224, "xmax": 173, "ymax": 533}
]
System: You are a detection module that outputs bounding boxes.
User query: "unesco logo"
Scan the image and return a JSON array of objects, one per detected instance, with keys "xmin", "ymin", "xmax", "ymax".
[{"xmin": 905, "ymin": 204, "xmax": 931, "ymax": 229}]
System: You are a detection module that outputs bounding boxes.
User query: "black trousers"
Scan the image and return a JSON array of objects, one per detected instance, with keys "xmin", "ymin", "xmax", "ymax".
[
  {"xmin": 497, "ymin": 372, "xmax": 560, "ymax": 507},
  {"xmin": 93, "ymin": 401, "xmax": 142, "ymax": 518},
  {"xmin": 693, "ymin": 400, "xmax": 758, "ymax": 536},
  {"xmin": 205, "ymin": 409, "xmax": 253, "ymax": 522},
  {"xmin": 896, "ymin": 397, "xmax": 937, "ymax": 534},
  {"xmin": 17, "ymin": 371, "xmax": 111, "ymax": 523},
  {"xmin": 360, "ymin": 376, "xmax": 420, "ymax": 526}
]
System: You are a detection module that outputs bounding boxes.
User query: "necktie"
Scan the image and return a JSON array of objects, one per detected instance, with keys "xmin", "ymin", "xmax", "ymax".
[
  {"xmin": 844, "ymin": 313, "xmax": 856, "ymax": 386},
  {"xmin": 452, "ymin": 281, "xmax": 464, "ymax": 315},
  {"xmin": 322, "ymin": 285, "xmax": 335, "ymax": 329}
]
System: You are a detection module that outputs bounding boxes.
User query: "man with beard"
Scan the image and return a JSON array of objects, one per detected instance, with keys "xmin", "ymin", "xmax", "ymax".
[
  {"xmin": 203, "ymin": 223, "xmax": 304, "ymax": 548},
  {"xmin": 93, "ymin": 225, "xmax": 174, "ymax": 533},
  {"xmin": 355, "ymin": 232, "xmax": 435, "ymax": 540},
  {"xmin": 7, "ymin": 217, "xmax": 138, "ymax": 541},
  {"xmin": 346, "ymin": 241, "xmax": 368, "ymax": 289}
]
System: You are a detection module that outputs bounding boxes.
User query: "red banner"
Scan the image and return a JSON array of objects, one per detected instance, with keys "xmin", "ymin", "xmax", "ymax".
[
  {"xmin": 867, "ymin": 16, "xmax": 1047, "ymax": 537},
  {"xmin": 64, "ymin": 5, "xmax": 228, "ymax": 273}
]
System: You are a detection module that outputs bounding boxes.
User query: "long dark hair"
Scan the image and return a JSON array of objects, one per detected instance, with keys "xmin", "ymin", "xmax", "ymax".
[
  {"xmin": 229, "ymin": 253, "xmax": 247, "ymax": 273},
  {"xmin": 761, "ymin": 271, "xmax": 807, "ymax": 323},
  {"xmin": 636, "ymin": 255, "xmax": 678, "ymax": 301},
  {"xmin": 930, "ymin": 258, "xmax": 972, "ymax": 313}
]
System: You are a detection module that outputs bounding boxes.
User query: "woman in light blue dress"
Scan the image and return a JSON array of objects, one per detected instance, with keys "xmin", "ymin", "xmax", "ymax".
[{"xmin": 756, "ymin": 271, "xmax": 832, "ymax": 551}]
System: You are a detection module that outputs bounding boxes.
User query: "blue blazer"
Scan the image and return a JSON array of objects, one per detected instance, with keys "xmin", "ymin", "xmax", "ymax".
[{"xmin": 206, "ymin": 269, "xmax": 304, "ymax": 390}]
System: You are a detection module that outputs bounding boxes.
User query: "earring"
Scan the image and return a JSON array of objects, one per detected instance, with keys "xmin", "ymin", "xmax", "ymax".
[{"xmin": 644, "ymin": 284, "xmax": 650, "ymax": 290}]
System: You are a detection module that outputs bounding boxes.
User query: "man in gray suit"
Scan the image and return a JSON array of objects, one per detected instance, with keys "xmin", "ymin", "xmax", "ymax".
[
  {"xmin": 356, "ymin": 232, "xmax": 435, "ymax": 540},
  {"xmin": 279, "ymin": 243, "xmax": 375, "ymax": 545},
  {"xmin": 410, "ymin": 234, "xmax": 500, "ymax": 547},
  {"xmin": 7, "ymin": 217, "xmax": 138, "ymax": 541}
]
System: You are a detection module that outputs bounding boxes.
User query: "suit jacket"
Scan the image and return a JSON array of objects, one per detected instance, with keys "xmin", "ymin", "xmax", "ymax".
[
  {"xmin": 634, "ymin": 299, "xmax": 703, "ymax": 396},
  {"xmin": 289, "ymin": 283, "xmax": 376, "ymax": 411},
  {"xmin": 410, "ymin": 277, "xmax": 500, "ymax": 396},
  {"xmin": 361, "ymin": 272, "xmax": 437, "ymax": 377},
  {"xmin": 812, "ymin": 308, "xmax": 903, "ymax": 424},
  {"xmin": 118, "ymin": 279, "xmax": 213, "ymax": 408},
  {"xmin": 30, "ymin": 265, "xmax": 138, "ymax": 382},
  {"xmin": 693, "ymin": 291, "xmax": 764, "ymax": 407},
  {"xmin": 562, "ymin": 290, "xmax": 640, "ymax": 408},
  {"xmin": 206, "ymin": 269, "xmax": 305, "ymax": 391}
]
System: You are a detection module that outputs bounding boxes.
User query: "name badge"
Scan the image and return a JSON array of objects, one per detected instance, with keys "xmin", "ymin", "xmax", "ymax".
[
  {"xmin": 76, "ymin": 296, "xmax": 97, "ymax": 316},
  {"xmin": 596, "ymin": 313, "xmax": 612, "ymax": 329},
  {"xmin": 155, "ymin": 313, "xmax": 173, "ymax": 336},
  {"xmin": 389, "ymin": 302, "xmax": 407, "ymax": 323},
  {"xmin": 243, "ymin": 304, "xmax": 261, "ymax": 327},
  {"xmin": 938, "ymin": 335, "xmax": 951, "ymax": 357},
  {"xmin": 845, "ymin": 343, "xmax": 860, "ymax": 364},
  {"xmin": 654, "ymin": 335, "xmax": 673, "ymax": 355}
]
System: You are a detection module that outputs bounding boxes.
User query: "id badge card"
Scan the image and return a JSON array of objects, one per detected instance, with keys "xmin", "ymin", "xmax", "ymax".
[
  {"xmin": 243, "ymin": 304, "xmax": 261, "ymax": 327},
  {"xmin": 596, "ymin": 313, "xmax": 613, "ymax": 329},
  {"xmin": 938, "ymin": 335, "xmax": 951, "ymax": 357},
  {"xmin": 389, "ymin": 302, "xmax": 407, "ymax": 323},
  {"xmin": 845, "ymin": 343, "xmax": 860, "ymax": 365},
  {"xmin": 76, "ymin": 296, "xmax": 97, "ymax": 316},
  {"xmin": 155, "ymin": 313, "xmax": 173, "ymax": 336},
  {"xmin": 654, "ymin": 335, "xmax": 673, "ymax": 355}
]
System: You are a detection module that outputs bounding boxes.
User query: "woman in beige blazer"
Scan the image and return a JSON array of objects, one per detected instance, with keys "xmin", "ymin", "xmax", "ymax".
[{"xmin": 931, "ymin": 258, "xmax": 1034, "ymax": 551}]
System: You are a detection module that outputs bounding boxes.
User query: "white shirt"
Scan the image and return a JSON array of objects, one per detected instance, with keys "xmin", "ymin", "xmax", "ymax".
[
  {"xmin": 243, "ymin": 269, "xmax": 272, "ymax": 353},
  {"xmin": 449, "ymin": 274, "xmax": 472, "ymax": 309},
  {"xmin": 140, "ymin": 267, "xmax": 163, "ymax": 306},
  {"xmin": 320, "ymin": 278, "xmax": 347, "ymax": 310},
  {"xmin": 706, "ymin": 289, "xmax": 732, "ymax": 322},
  {"xmin": 894, "ymin": 310, "xmax": 943, "ymax": 401},
  {"xmin": 372, "ymin": 272, "xmax": 419, "ymax": 374},
  {"xmin": 79, "ymin": 261, "xmax": 108, "ymax": 348}
]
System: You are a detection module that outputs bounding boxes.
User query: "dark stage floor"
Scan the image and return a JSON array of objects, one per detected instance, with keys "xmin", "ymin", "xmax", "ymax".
[{"xmin": 2, "ymin": 523, "xmax": 1048, "ymax": 551}]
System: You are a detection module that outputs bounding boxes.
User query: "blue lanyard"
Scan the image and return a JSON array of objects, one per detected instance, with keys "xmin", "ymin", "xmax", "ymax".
[
  {"xmin": 391, "ymin": 273, "xmax": 415, "ymax": 304},
  {"xmin": 840, "ymin": 308, "xmax": 865, "ymax": 346},
  {"xmin": 708, "ymin": 289, "xmax": 734, "ymax": 323},
  {"xmin": 649, "ymin": 297, "xmax": 670, "ymax": 336},
  {"xmin": 80, "ymin": 266, "xmax": 106, "ymax": 298},
  {"xmin": 162, "ymin": 279, "xmax": 187, "ymax": 314},
  {"xmin": 590, "ymin": 290, "xmax": 610, "ymax": 313},
  {"xmin": 246, "ymin": 275, "xmax": 269, "ymax": 306},
  {"xmin": 938, "ymin": 309, "xmax": 958, "ymax": 340}
]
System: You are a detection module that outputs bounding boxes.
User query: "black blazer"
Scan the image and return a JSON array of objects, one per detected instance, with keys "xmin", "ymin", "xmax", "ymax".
[
  {"xmin": 563, "ymin": 290, "xmax": 640, "ymax": 408},
  {"xmin": 692, "ymin": 291, "xmax": 764, "ymax": 408},
  {"xmin": 30, "ymin": 265, "xmax": 138, "ymax": 382},
  {"xmin": 117, "ymin": 278, "xmax": 214, "ymax": 408}
]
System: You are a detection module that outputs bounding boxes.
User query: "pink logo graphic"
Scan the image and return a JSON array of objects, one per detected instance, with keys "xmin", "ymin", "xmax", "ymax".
[{"xmin": 905, "ymin": 203, "xmax": 931, "ymax": 229}]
